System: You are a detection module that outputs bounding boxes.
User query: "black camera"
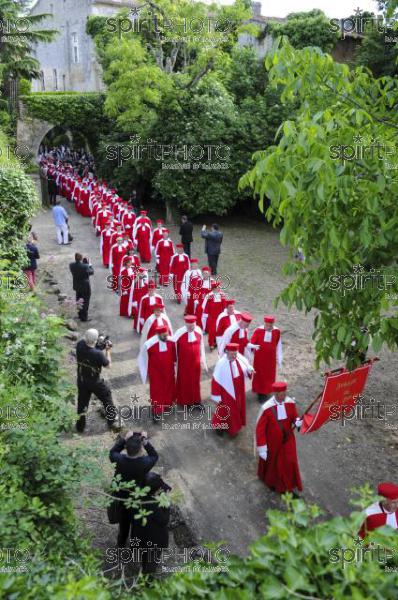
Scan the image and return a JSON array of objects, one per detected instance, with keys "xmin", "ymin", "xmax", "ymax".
[{"xmin": 96, "ymin": 334, "xmax": 113, "ymax": 350}]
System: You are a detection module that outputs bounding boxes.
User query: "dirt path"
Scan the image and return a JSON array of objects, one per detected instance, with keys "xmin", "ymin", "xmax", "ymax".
[{"xmin": 31, "ymin": 194, "xmax": 398, "ymax": 562}]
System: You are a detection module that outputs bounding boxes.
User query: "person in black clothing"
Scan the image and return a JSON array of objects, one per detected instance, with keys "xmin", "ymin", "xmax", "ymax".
[
  {"xmin": 131, "ymin": 472, "xmax": 171, "ymax": 575},
  {"xmin": 47, "ymin": 174, "xmax": 58, "ymax": 206},
  {"xmin": 179, "ymin": 215, "xmax": 193, "ymax": 258},
  {"xmin": 201, "ymin": 223, "xmax": 223, "ymax": 275},
  {"xmin": 69, "ymin": 253, "xmax": 94, "ymax": 321},
  {"xmin": 23, "ymin": 234, "xmax": 40, "ymax": 291},
  {"xmin": 109, "ymin": 431, "xmax": 159, "ymax": 548},
  {"xmin": 76, "ymin": 328, "xmax": 116, "ymax": 433}
]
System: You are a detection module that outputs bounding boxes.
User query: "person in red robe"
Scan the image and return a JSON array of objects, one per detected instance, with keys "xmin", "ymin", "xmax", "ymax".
[
  {"xmin": 250, "ymin": 315, "xmax": 283, "ymax": 402},
  {"xmin": 137, "ymin": 281, "xmax": 163, "ymax": 333},
  {"xmin": 256, "ymin": 381, "xmax": 302, "ymax": 494},
  {"xmin": 122, "ymin": 232, "xmax": 134, "ymax": 253},
  {"xmin": 169, "ymin": 244, "xmax": 190, "ymax": 304},
  {"xmin": 210, "ymin": 343, "xmax": 253, "ymax": 437},
  {"xmin": 174, "ymin": 315, "xmax": 207, "ymax": 406},
  {"xmin": 79, "ymin": 182, "xmax": 91, "ymax": 217},
  {"xmin": 128, "ymin": 268, "xmax": 148, "ymax": 330},
  {"xmin": 194, "ymin": 266, "xmax": 214, "ymax": 327},
  {"xmin": 134, "ymin": 222, "xmax": 152, "ymax": 263},
  {"xmin": 155, "ymin": 230, "xmax": 175, "ymax": 286},
  {"xmin": 201, "ymin": 281, "xmax": 227, "ymax": 350},
  {"xmin": 95, "ymin": 204, "xmax": 112, "ymax": 236},
  {"xmin": 119, "ymin": 258, "xmax": 136, "ymax": 317},
  {"xmin": 121, "ymin": 248, "xmax": 140, "ymax": 271},
  {"xmin": 100, "ymin": 221, "xmax": 115, "ymax": 267},
  {"xmin": 218, "ymin": 312, "xmax": 253, "ymax": 357},
  {"xmin": 138, "ymin": 325, "xmax": 177, "ymax": 418},
  {"xmin": 110, "ymin": 225, "xmax": 124, "ymax": 248},
  {"xmin": 121, "ymin": 206, "xmax": 136, "ymax": 239},
  {"xmin": 109, "ymin": 237, "xmax": 127, "ymax": 282},
  {"xmin": 140, "ymin": 300, "xmax": 173, "ymax": 346},
  {"xmin": 134, "ymin": 210, "xmax": 152, "ymax": 232},
  {"xmin": 359, "ymin": 482, "xmax": 398, "ymax": 539},
  {"xmin": 181, "ymin": 259, "xmax": 202, "ymax": 315},
  {"xmin": 215, "ymin": 299, "xmax": 242, "ymax": 348},
  {"xmin": 151, "ymin": 219, "xmax": 167, "ymax": 251}
]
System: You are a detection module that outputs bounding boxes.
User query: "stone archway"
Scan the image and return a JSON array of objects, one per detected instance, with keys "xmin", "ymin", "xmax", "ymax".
[{"xmin": 16, "ymin": 103, "xmax": 57, "ymax": 163}]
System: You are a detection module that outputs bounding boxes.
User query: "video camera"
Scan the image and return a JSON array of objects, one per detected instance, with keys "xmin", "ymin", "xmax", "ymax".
[{"xmin": 96, "ymin": 334, "xmax": 113, "ymax": 351}]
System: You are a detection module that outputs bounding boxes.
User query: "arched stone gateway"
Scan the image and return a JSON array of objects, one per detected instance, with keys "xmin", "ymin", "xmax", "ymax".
[{"xmin": 16, "ymin": 104, "xmax": 56, "ymax": 163}]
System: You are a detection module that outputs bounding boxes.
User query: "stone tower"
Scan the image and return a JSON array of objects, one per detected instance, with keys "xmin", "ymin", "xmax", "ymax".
[{"xmin": 29, "ymin": 0, "xmax": 133, "ymax": 92}]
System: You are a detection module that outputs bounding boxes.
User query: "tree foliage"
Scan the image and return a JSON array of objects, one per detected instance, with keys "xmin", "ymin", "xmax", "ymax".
[
  {"xmin": 268, "ymin": 10, "xmax": 339, "ymax": 53},
  {"xmin": 240, "ymin": 38, "xmax": 398, "ymax": 369}
]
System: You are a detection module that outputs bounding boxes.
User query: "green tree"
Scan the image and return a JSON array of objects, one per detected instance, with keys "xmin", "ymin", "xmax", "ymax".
[
  {"xmin": 240, "ymin": 38, "xmax": 398, "ymax": 369},
  {"xmin": 268, "ymin": 9, "xmax": 339, "ymax": 53}
]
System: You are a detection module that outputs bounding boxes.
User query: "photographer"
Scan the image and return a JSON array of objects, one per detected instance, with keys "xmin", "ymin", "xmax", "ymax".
[
  {"xmin": 69, "ymin": 253, "xmax": 94, "ymax": 322},
  {"xmin": 109, "ymin": 430, "xmax": 159, "ymax": 548},
  {"xmin": 76, "ymin": 328, "xmax": 116, "ymax": 433}
]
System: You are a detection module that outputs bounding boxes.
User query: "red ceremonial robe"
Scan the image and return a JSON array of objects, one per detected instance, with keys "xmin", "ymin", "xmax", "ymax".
[
  {"xmin": 137, "ymin": 293, "xmax": 163, "ymax": 333},
  {"xmin": 155, "ymin": 239, "xmax": 175, "ymax": 285},
  {"xmin": 122, "ymin": 213, "xmax": 136, "ymax": 239},
  {"xmin": 140, "ymin": 314, "xmax": 173, "ymax": 347},
  {"xmin": 169, "ymin": 253, "xmax": 190, "ymax": 303},
  {"xmin": 135, "ymin": 224, "xmax": 152, "ymax": 263},
  {"xmin": 218, "ymin": 322, "xmax": 249, "ymax": 357},
  {"xmin": 359, "ymin": 502, "xmax": 398, "ymax": 539},
  {"xmin": 195, "ymin": 279, "xmax": 213, "ymax": 328},
  {"xmin": 202, "ymin": 292, "xmax": 227, "ymax": 348},
  {"xmin": 256, "ymin": 396, "xmax": 302, "ymax": 493},
  {"xmin": 95, "ymin": 209, "xmax": 112, "ymax": 236},
  {"xmin": 101, "ymin": 229, "xmax": 115, "ymax": 267},
  {"xmin": 138, "ymin": 336, "xmax": 176, "ymax": 415},
  {"xmin": 80, "ymin": 188, "xmax": 91, "ymax": 217},
  {"xmin": 110, "ymin": 244, "xmax": 127, "ymax": 279},
  {"xmin": 215, "ymin": 311, "xmax": 242, "ymax": 347},
  {"xmin": 211, "ymin": 353, "xmax": 252, "ymax": 436},
  {"xmin": 251, "ymin": 327, "xmax": 282, "ymax": 395},
  {"xmin": 119, "ymin": 267, "xmax": 136, "ymax": 317},
  {"xmin": 129, "ymin": 277, "xmax": 149, "ymax": 330},
  {"xmin": 181, "ymin": 269, "xmax": 202, "ymax": 315},
  {"xmin": 174, "ymin": 326, "xmax": 206, "ymax": 405},
  {"xmin": 152, "ymin": 227, "xmax": 167, "ymax": 250}
]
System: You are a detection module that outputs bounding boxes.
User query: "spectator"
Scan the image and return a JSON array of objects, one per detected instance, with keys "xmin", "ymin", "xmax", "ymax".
[
  {"xmin": 201, "ymin": 223, "xmax": 223, "ymax": 275},
  {"xmin": 179, "ymin": 215, "xmax": 193, "ymax": 258},
  {"xmin": 23, "ymin": 233, "xmax": 40, "ymax": 291},
  {"xmin": 47, "ymin": 174, "xmax": 58, "ymax": 206},
  {"xmin": 69, "ymin": 253, "xmax": 94, "ymax": 322},
  {"xmin": 109, "ymin": 431, "xmax": 159, "ymax": 548},
  {"xmin": 131, "ymin": 472, "xmax": 171, "ymax": 575},
  {"xmin": 52, "ymin": 199, "xmax": 70, "ymax": 245}
]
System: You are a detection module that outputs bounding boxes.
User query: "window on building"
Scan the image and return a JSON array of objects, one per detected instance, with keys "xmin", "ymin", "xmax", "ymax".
[
  {"xmin": 72, "ymin": 33, "xmax": 80, "ymax": 64},
  {"xmin": 40, "ymin": 71, "xmax": 45, "ymax": 91},
  {"xmin": 53, "ymin": 68, "xmax": 58, "ymax": 91}
]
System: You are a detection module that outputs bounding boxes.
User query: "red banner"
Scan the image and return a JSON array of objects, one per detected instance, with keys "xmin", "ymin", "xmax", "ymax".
[{"xmin": 300, "ymin": 362, "xmax": 373, "ymax": 435}]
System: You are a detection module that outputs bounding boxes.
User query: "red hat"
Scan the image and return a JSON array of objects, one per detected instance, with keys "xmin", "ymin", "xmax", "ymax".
[
  {"xmin": 163, "ymin": 229, "xmax": 169, "ymax": 234},
  {"xmin": 191, "ymin": 258, "xmax": 199, "ymax": 263},
  {"xmin": 202, "ymin": 266, "xmax": 211, "ymax": 272},
  {"xmin": 184, "ymin": 315, "xmax": 197, "ymax": 323},
  {"xmin": 156, "ymin": 325, "xmax": 168, "ymax": 335},
  {"xmin": 226, "ymin": 299, "xmax": 235, "ymax": 306},
  {"xmin": 264, "ymin": 315, "xmax": 275, "ymax": 323},
  {"xmin": 378, "ymin": 482, "xmax": 398, "ymax": 500},
  {"xmin": 154, "ymin": 299, "xmax": 165, "ymax": 309},
  {"xmin": 226, "ymin": 343, "xmax": 239, "ymax": 352},
  {"xmin": 272, "ymin": 382, "xmax": 287, "ymax": 392},
  {"xmin": 211, "ymin": 281, "xmax": 221, "ymax": 289},
  {"xmin": 148, "ymin": 281, "xmax": 156, "ymax": 289},
  {"xmin": 140, "ymin": 210, "xmax": 147, "ymax": 215},
  {"xmin": 156, "ymin": 219, "xmax": 164, "ymax": 224},
  {"xmin": 241, "ymin": 312, "xmax": 253, "ymax": 323},
  {"xmin": 138, "ymin": 267, "xmax": 146, "ymax": 273},
  {"xmin": 176, "ymin": 244, "xmax": 184, "ymax": 249}
]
